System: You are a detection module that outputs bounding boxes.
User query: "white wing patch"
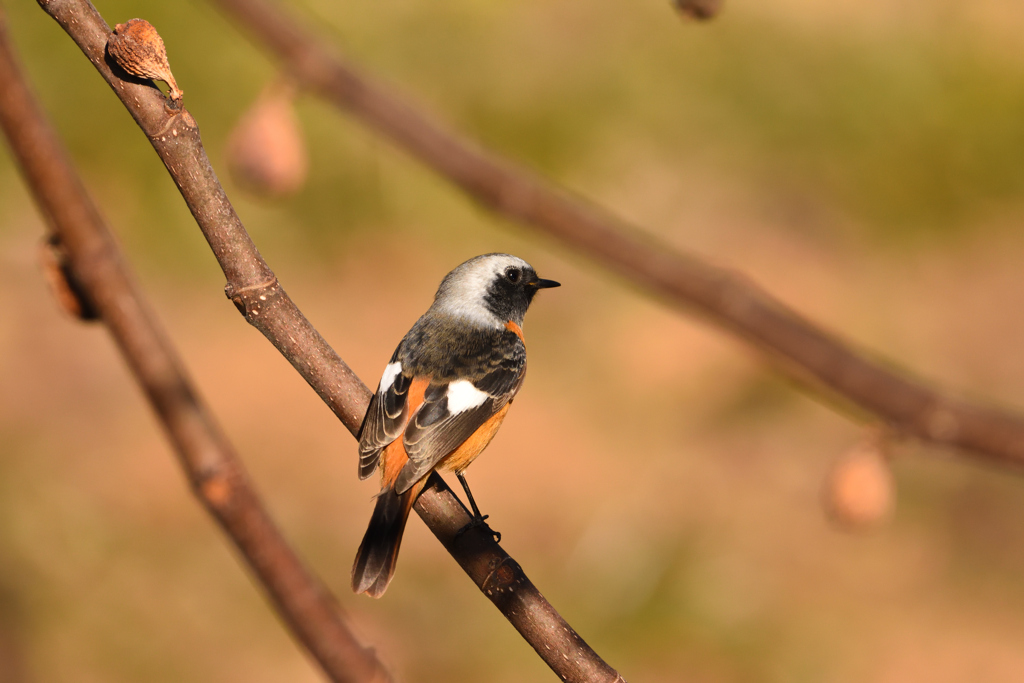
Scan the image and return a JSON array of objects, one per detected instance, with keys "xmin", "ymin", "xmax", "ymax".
[
  {"xmin": 446, "ymin": 380, "xmax": 489, "ymax": 414},
  {"xmin": 378, "ymin": 362, "xmax": 402, "ymax": 394}
]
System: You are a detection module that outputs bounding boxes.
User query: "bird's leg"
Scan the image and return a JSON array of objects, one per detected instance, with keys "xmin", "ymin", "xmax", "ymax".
[
  {"xmin": 457, "ymin": 471, "xmax": 487, "ymax": 520},
  {"xmin": 454, "ymin": 472, "xmax": 500, "ymax": 543}
]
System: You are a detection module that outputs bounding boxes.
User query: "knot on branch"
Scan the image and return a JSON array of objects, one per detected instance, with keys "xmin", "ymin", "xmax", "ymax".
[
  {"xmin": 225, "ymin": 276, "xmax": 281, "ymax": 321},
  {"xmin": 199, "ymin": 470, "xmax": 234, "ymax": 510},
  {"xmin": 148, "ymin": 109, "xmax": 198, "ymax": 144},
  {"xmin": 482, "ymin": 556, "xmax": 526, "ymax": 598}
]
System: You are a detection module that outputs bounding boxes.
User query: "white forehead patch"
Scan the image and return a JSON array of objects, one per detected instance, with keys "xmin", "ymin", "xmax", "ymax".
[
  {"xmin": 378, "ymin": 362, "xmax": 402, "ymax": 394},
  {"xmin": 446, "ymin": 380, "xmax": 489, "ymax": 414},
  {"xmin": 432, "ymin": 254, "xmax": 532, "ymax": 328}
]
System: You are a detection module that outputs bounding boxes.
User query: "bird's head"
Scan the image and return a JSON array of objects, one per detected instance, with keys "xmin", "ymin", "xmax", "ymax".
[{"xmin": 431, "ymin": 253, "xmax": 560, "ymax": 328}]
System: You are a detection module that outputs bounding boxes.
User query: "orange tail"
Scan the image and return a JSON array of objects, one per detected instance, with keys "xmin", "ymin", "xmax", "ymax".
[{"xmin": 351, "ymin": 480, "xmax": 424, "ymax": 598}]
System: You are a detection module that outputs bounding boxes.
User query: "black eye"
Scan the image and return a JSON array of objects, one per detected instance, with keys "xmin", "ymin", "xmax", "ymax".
[{"xmin": 505, "ymin": 266, "xmax": 522, "ymax": 284}]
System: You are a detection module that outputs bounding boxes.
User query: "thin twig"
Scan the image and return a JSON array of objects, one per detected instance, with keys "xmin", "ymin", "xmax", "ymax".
[
  {"xmin": 209, "ymin": 0, "xmax": 1024, "ymax": 469},
  {"xmin": 0, "ymin": 10, "xmax": 389, "ymax": 683},
  {"xmin": 34, "ymin": 1, "xmax": 626, "ymax": 680}
]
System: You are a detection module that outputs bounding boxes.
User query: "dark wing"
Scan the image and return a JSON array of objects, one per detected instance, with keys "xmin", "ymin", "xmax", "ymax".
[
  {"xmin": 393, "ymin": 362, "xmax": 525, "ymax": 494},
  {"xmin": 357, "ymin": 353, "xmax": 414, "ymax": 479}
]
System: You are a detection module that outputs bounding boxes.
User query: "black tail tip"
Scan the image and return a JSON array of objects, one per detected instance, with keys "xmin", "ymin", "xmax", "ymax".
[
  {"xmin": 352, "ymin": 482, "xmax": 421, "ymax": 599},
  {"xmin": 351, "ymin": 533, "xmax": 400, "ymax": 598},
  {"xmin": 352, "ymin": 572, "xmax": 391, "ymax": 598}
]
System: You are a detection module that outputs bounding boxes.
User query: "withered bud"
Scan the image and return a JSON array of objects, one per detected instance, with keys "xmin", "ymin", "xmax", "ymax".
[
  {"xmin": 225, "ymin": 80, "xmax": 308, "ymax": 199},
  {"xmin": 38, "ymin": 235, "xmax": 99, "ymax": 322},
  {"xmin": 107, "ymin": 18, "xmax": 183, "ymax": 102},
  {"xmin": 824, "ymin": 438, "xmax": 895, "ymax": 530},
  {"xmin": 673, "ymin": 0, "xmax": 723, "ymax": 20}
]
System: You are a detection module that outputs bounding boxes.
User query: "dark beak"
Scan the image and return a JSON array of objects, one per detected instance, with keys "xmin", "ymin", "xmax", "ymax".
[{"xmin": 528, "ymin": 277, "xmax": 561, "ymax": 290}]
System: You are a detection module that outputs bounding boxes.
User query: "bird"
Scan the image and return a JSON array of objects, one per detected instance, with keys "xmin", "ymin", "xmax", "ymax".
[{"xmin": 351, "ymin": 253, "xmax": 560, "ymax": 598}]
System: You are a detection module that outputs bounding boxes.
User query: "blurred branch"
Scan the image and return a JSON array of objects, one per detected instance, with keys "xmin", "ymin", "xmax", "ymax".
[
  {"xmin": 0, "ymin": 10, "xmax": 388, "ymax": 683},
  {"xmin": 673, "ymin": 0, "xmax": 724, "ymax": 21},
  {"xmin": 210, "ymin": 0, "xmax": 1024, "ymax": 469},
  {"xmin": 34, "ymin": 1, "xmax": 626, "ymax": 681}
]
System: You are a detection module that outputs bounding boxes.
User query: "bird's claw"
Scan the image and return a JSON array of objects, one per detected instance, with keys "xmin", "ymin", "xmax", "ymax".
[{"xmin": 456, "ymin": 514, "xmax": 501, "ymax": 543}]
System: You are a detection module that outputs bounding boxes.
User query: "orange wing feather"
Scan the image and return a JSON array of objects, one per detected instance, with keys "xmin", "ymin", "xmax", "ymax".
[{"xmin": 380, "ymin": 376, "xmax": 430, "ymax": 489}]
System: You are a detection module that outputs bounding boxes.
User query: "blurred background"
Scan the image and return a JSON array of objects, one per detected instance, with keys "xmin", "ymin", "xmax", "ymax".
[{"xmin": 3, "ymin": 0, "xmax": 1024, "ymax": 680}]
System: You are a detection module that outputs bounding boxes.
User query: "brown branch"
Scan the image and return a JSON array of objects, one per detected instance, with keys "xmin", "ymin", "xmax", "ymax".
[
  {"xmin": 0, "ymin": 10, "xmax": 389, "ymax": 683},
  {"xmin": 208, "ymin": 0, "xmax": 1024, "ymax": 469},
  {"xmin": 34, "ymin": 1, "xmax": 626, "ymax": 681}
]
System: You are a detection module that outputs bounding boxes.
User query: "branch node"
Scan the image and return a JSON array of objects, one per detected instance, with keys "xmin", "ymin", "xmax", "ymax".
[
  {"xmin": 199, "ymin": 470, "xmax": 234, "ymax": 509},
  {"xmin": 148, "ymin": 108, "xmax": 195, "ymax": 142},
  {"xmin": 482, "ymin": 555, "xmax": 526, "ymax": 597},
  {"xmin": 225, "ymin": 276, "xmax": 281, "ymax": 319}
]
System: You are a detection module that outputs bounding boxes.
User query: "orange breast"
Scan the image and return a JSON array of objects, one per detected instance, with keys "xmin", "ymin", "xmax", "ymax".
[{"xmin": 438, "ymin": 402, "xmax": 512, "ymax": 474}]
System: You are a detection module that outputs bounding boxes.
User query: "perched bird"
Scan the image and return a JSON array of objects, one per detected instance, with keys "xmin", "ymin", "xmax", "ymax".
[{"xmin": 352, "ymin": 253, "xmax": 559, "ymax": 597}]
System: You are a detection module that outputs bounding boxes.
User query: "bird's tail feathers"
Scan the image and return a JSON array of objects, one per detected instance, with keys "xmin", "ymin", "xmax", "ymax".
[{"xmin": 351, "ymin": 480, "xmax": 424, "ymax": 598}]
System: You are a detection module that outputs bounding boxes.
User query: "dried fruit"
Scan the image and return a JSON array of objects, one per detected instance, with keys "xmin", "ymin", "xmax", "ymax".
[
  {"xmin": 824, "ymin": 437, "xmax": 895, "ymax": 530},
  {"xmin": 673, "ymin": 0, "xmax": 723, "ymax": 20},
  {"xmin": 39, "ymin": 235, "xmax": 98, "ymax": 321},
  {"xmin": 225, "ymin": 80, "xmax": 308, "ymax": 199},
  {"xmin": 107, "ymin": 18, "xmax": 183, "ymax": 102}
]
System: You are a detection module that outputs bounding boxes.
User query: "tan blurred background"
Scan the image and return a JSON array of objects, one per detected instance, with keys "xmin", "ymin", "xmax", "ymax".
[{"xmin": 4, "ymin": 0, "xmax": 1024, "ymax": 680}]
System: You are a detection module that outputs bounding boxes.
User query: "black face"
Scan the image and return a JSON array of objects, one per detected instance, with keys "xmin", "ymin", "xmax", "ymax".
[{"xmin": 483, "ymin": 264, "xmax": 560, "ymax": 324}]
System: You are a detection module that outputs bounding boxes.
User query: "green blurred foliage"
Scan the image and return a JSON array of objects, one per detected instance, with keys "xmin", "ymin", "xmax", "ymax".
[{"xmin": 4, "ymin": 0, "xmax": 1024, "ymax": 261}]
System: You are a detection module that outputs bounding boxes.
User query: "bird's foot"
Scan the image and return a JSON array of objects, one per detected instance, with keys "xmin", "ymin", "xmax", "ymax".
[{"xmin": 456, "ymin": 514, "xmax": 501, "ymax": 543}]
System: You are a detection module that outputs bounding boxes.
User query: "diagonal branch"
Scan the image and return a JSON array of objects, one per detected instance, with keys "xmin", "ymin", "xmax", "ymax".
[
  {"xmin": 0, "ymin": 9, "xmax": 389, "ymax": 683},
  {"xmin": 34, "ymin": 1, "xmax": 626, "ymax": 681},
  {"xmin": 209, "ymin": 0, "xmax": 1024, "ymax": 469}
]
